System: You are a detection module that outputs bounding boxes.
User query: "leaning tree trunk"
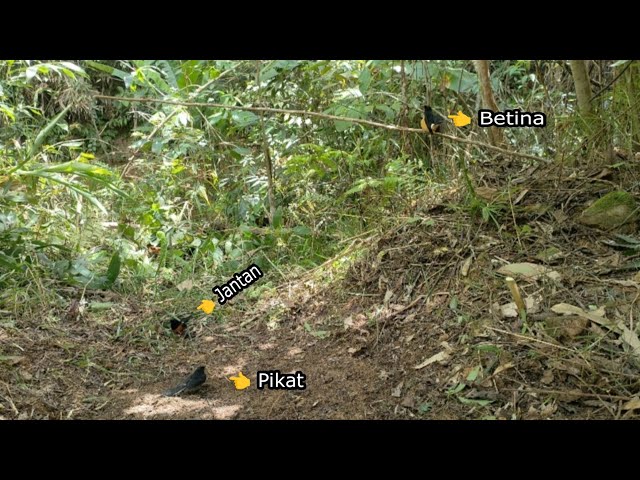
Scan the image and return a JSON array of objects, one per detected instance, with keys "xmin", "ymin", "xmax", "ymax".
[
  {"xmin": 473, "ymin": 60, "xmax": 504, "ymax": 146},
  {"xmin": 569, "ymin": 60, "xmax": 593, "ymax": 117}
]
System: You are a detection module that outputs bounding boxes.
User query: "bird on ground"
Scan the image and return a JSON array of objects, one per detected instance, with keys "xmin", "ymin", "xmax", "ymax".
[
  {"xmin": 163, "ymin": 366, "xmax": 207, "ymax": 397},
  {"xmin": 170, "ymin": 318, "xmax": 188, "ymax": 336},
  {"xmin": 168, "ymin": 314, "xmax": 195, "ymax": 339},
  {"xmin": 421, "ymin": 105, "xmax": 446, "ymax": 134}
]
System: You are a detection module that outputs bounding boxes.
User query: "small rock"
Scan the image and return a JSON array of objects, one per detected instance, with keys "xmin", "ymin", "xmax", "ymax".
[
  {"xmin": 545, "ymin": 315, "xmax": 588, "ymax": 339},
  {"xmin": 578, "ymin": 191, "xmax": 638, "ymax": 231}
]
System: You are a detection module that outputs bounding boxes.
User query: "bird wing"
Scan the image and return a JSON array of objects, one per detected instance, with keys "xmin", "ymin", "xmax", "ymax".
[
  {"xmin": 162, "ymin": 376, "xmax": 190, "ymax": 397},
  {"xmin": 162, "ymin": 367, "xmax": 205, "ymax": 396},
  {"xmin": 162, "ymin": 384, "xmax": 186, "ymax": 397}
]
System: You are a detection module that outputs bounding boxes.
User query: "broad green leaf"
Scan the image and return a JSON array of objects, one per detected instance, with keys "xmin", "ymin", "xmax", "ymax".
[
  {"xmin": 447, "ymin": 383, "xmax": 466, "ymax": 395},
  {"xmin": 611, "ymin": 60, "xmax": 631, "ymax": 67},
  {"xmin": 293, "ymin": 226, "xmax": 312, "ymax": 236},
  {"xmin": 466, "ymin": 366, "xmax": 481, "ymax": 382},
  {"xmin": 59, "ymin": 61, "xmax": 84, "ymax": 73},
  {"xmin": 84, "ymin": 61, "xmax": 115, "ymax": 75},
  {"xmin": 0, "ymin": 251, "xmax": 19, "ymax": 270},
  {"xmin": 23, "ymin": 104, "xmax": 72, "ymax": 167},
  {"xmin": 103, "ymin": 252, "xmax": 121, "ymax": 288},
  {"xmin": 445, "ymin": 67, "xmax": 478, "ymax": 93},
  {"xmin": 449, "ymin": 296, "xmax": 459, "ymax": 311},
  {"xmin": 33, "ymin": 161, "xmax": 112, "ymax": 176},
  {"xmin": 0, "ymin": 104, "xmax": 15, "ymax": 121},
  {"xmin": 231, "ymin": 110, "xmax": 258, "ymax": 128},
  {"xmin": 32, "ymin": 174, "xmax": 107, "ymax": 214},
  {"xmin": 335, "ymin": 88, "xmax": 363, "ymax": 100},
  {"xmin": 90, "ymin": 302, "xmax": 115, "ymax": 310},
  {"xmin": 359, "ymin": 68, "xmax": 372, "ymax": 94},
  {"xmin": 334, "ymin": 120, "xmax": 352, "ymax": 132},
  {"xmin": 458, "ymin": 397, "xmax": 493, "ymax": 407},
  {"xmin": 375, "ymin": 104, "xmax": 395, "ymax": 120},
  {"xmin": 272, "ymin": 207, "xmax": 283, "ymax": 229}
]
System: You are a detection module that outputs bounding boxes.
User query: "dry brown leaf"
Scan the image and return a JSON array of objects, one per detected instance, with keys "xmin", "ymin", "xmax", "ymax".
[
  {"xmin": 540, "ymin": 370, "xmax": 555, "ymax": 385},
  {"xmin": 551, "ymin": 303, "xmax": 640, "ymax": 359},
  {"xmin": 287, "ymin": 347, "xmax": 303, "ymax": 357},
  {"xmin": 493, "ymin": 362, "xmax": 514, "ymax": 376},
  {"xmin": 596, "ymin": 254, "xmax": 621, "ymax": 268},
  {"xmin": 497, "ymin": 296, "xmax": 542, "ymax": 318},
  {"xmin": 476, "ymin": 186, "xmax": 499, "ymax": 201},
  {"xmin": 391, "ymin": 382, "xmax": 403, "ymax": 398},
  {"xmin": 545, "ymin": 315, "xmax": 589, "ymax": 339},
  {"xmin": 621, "ymin": 397, "xmax": 640, "ymax": 411},
  {"xmin": 176, "ymin": 279, "xmax": 194, "ymax": 291},
  {"xmin": 497, "ymin": 262, "xmax": 561, "ymax": 282},
  {"xmin": 401, "ymin": 392, "xmax": 416, "ymax": 408},
  {"xmin": 606, "ymin": 279, "xmax": 640, "ymax": 289},
  {"xmin": 383, "ymin": 289, "xmax": 394, "ymax": 305},
  {"xmin": 514, "ymin": 188, "xmax": 529, "ymax": 205},
  {"xmin": 414, "ymin": 351, "xmax": 450, "ymax": 369},
  {"xmin": 440, "ymin": 340, "xmax": 454, "ymax": 351},
  {"xmin": 540, "ymin": 402, "xmax": 557, "ymax": 417},
  {"xmin": 461, "ymin": 256, "xmax": 473, "ymax": 277},
  {"xmin": 0, "ymin": 356, "xmax": 25, "ymax": 366}
]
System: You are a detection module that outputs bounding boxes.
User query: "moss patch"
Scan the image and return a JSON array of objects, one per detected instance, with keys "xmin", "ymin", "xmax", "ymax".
[{"xmin": 578, "ymin": 191, "xmax": 638, "ymax": 230}]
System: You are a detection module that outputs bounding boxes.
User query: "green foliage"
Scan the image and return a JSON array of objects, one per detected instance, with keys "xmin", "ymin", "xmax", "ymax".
[
  {"xmin": 464, "ymin": 196, "xmax": 506, "ymax": 228},
  {"xmin": 2, "ymin": 59, "xmax": 636, "ymax": 311}
]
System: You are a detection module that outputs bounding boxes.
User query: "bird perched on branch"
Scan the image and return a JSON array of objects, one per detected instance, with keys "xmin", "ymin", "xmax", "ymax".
[
  {"xmin": 163, "ymin": 366, "xmax": 207, "ymax": 397},
  {"xmin": 421, "ymin": 105, "xmax": 446, "ymax": 134}
]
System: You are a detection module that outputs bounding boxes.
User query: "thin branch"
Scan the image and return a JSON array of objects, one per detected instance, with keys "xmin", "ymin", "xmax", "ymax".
[
  {"xmin": 94, "ymin": 94, "xmax": 548, "ymax": 163},
  {"xmin": 590, "ymin": 60, "xmax": 635, "ymax": 103},
  {"xmin": 506, "ymin": 388, "xmax": 633, "ymax": 402}
]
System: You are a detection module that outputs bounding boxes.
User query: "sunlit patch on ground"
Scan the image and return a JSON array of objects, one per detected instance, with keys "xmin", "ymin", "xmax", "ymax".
[
  {"xmin": 221, "ymin": 361, "xmax": 247, "ymax": 376},
  {"xmin": 122, "ymin": 392, "xmax": 241, "ymax": 419},
  {"xmin": 286, "ymin": 347, "xmax": 303, "ymax": 357}
]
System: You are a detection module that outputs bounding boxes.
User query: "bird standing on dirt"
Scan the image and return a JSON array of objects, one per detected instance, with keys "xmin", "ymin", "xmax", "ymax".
[
  {"xmin": 170, "ymin": 317, "xmax": 188, "ymax": 336},
  {"xmin": 163, "ymin": 366, "xmax": 207, "ymax": 397},
  {"xmin": 421, "ymin": 105, "xmax": 446, "ymax": 134},
  {"xmin": 168, "ymin": 314, "xmax": 194, "ymax": 339}
]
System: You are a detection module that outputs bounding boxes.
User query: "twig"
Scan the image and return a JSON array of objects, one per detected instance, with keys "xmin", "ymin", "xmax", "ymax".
[
  {"xmin": 94, "ymin": 95, "xmax": 549, "ymax": 163},
  {"xmin": 486, "ymin": 326, "xmax": 575, "ymax": 353},
  {"xmin": 506, "ymin": 387, "xmax": 633, "ymax": 402},
  {"xmin": 0, "ymin": 384, "xmax": 19, "ymax": 416},
  {"xmin": 590, "ymin": 60, "xmax": 635, "ymax": 103}
]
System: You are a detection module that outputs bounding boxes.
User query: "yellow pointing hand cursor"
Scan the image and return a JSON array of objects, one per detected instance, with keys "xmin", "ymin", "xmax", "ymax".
[
  {"xmin": 229, "ymin": 372, "xmax": 251, "ymax": 390},
  {"xmin": 448, "ymin": 111, "xmax": 471, "ymax": 128},
  {"xmin": 197, "ymin": 299, "xmax": 215, "ymax": 314}
]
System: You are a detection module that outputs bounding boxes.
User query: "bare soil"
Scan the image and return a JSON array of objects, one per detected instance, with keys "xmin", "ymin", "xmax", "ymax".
[{"xmin": 2, "ymin": 162, "xmax": 640, "ymax": 420}]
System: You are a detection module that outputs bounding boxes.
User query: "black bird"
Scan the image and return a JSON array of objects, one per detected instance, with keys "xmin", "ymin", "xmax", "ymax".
[
  {"xmin": 163, "ymin": 366, "xmax": 207, "ymax": 397},
  {"xmin": 168, "ymin": 314, "xmax": 195, "ymax": 338},
  {"xmin": 421, "ymin": 105, "xmax": 446, "ymax": 134},
  {"xmin": 170, "ymin": 318, "xmax": 188, "ymax": 336}
]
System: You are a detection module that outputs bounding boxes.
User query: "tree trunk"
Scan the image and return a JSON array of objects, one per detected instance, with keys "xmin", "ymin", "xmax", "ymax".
[
  {"xmin": 473, "ymin": 60, "xmax": 504, "ymax": 146},
  {"xmin": 255, "ymin": 61, "xmax": 276, "ymax": 223},
  {"xmin": 569, "ymin": 60, "xmax": 593, "ymax": 117},
  {"xmin": 625, "ymin": 63, "xmax": 640, "ymax": 152}
]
